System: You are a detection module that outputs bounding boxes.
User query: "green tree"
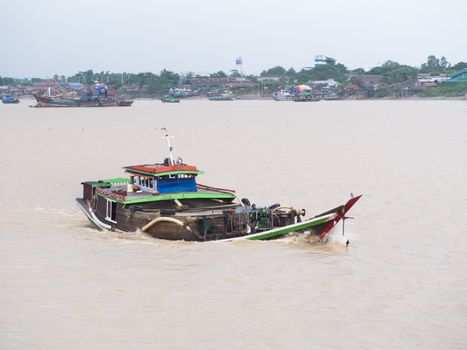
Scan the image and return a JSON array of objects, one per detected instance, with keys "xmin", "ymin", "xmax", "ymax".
[
  {"xmin": 335, "ymin": 63, "xmax": 348, "ymax": 74},
  {"xmin": 69, "ymin": 70, "xmax": 96, "ymax": 84},
  {"xmin": 325, "ymin": 57, "xmax": 336, "ymax": 65},
  {"xmin": 105, "ymin": 73, "xmax": 125, "ymax": 86},
  {"xmin": 181, "ymin": 72, "xmax": 196, "ymax": 84},
  {"xmin": 440, "ymin": 56, "xmax": 450, "ymax": 70},
  {"xmin": 210, "ymin": 71, "xmax": 227, "ymax": 78},
  {"xmin": 368, "ymin": 60, "xmax": 401, "ymax": 75},
  {"xmin": 381, "ymin": 66, "xmax": 417, "ymax": 84},
  {"xmin": 383, "ymin": 60, "xmax": 400, "ymax": 68},
  {"xmin": 297, "ymin": 65, "xmax": 345, "ymax": 82},
  {"xmin": 351, "ymin": 68, "xmax": 365, "ymax": 75},
  {"xmin": 450, "ymin": 61, "xmax": 467, "ymax": 72},
  {"xmin": 2, "ymin": 77, "xmax": 14, "ymax": 85},
  {"xmin": 286, "ymin": 67, "xmax": 296, "ymax": 77},
  {"xmin": 260, "ymin": 66, "xmax": 287, "ymax": 77},
  {"xmin": 66, "ymin": 73, "xmax": 80, "ymax": 83},
  {"xmin": 258, "ymin": 79, "xmax": 281, "ymax": 92},
  {"xmin": 294, "ymin": 57, "xmax": 347, "ymax": 83},
  {"xmin": 246, "ymin": 74, "xmax": 258, "ymax": 82},
  {"xmin": 420, "ymin": 55, "xmax": 442, "ymax": 75},
  {"xmin": 229, "ymin": 70, "xmax": 241, "ymax": 78},
  {"xmin": 159, "ymin": 69, "xmax": 179, "ymax": 87}
]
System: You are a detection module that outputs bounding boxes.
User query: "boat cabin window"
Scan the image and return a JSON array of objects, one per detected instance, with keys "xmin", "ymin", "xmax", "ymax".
[
  {"xmin": 105, "ymin": 199, "xmax": 117, "ymax": 223},
  {"xmin": 135, "ymin": 176, "xmax": 155, "ymax": 192},
  {"xmin": 131, "ymin": 173, "xmax": 197, "ymax": 193}
]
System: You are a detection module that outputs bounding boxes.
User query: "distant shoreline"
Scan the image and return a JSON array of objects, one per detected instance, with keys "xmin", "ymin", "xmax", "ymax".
[{"xmin": 17, "ymin": 94, "xmax": 465, "ymax": 103}]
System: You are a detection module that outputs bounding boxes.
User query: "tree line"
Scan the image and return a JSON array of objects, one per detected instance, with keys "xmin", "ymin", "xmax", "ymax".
[
  {"xmin": 1, "ymin": 55, "xmax": 466, "ymax": 91},
  {"xmin": 258, "ymin": 56, "xmax": 466, "ymax": 84}
]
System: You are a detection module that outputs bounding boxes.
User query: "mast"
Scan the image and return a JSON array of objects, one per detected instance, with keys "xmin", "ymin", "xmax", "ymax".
[{"xmin": 161, "ymin": 128, "xmax": 175, "ymax": 165}]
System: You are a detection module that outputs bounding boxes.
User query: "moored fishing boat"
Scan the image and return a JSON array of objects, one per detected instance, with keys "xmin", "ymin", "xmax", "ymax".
[
  {"xmin": 33, "ymin": 93, "xmax": 119, "ymax": 107},
  {"xmin": 33, "ymin": 83, "xmax": 133, "ymax": 107},
  {"xmin": 1, "ymin": 93, "xmax": 20, "ymax": 104},
  {"xmin": 161, "ymin": 95, "xmax": 180, "ymax": 103},
  {"xmin": 272, "ymin": 89, "xmax": 293, "ymax": 101},
  {"xmin": 323, "ymin": 92, "xmax": 339, "ymax": 100},
  {"xmin": 117, "ymin": 99, "xmax": 134, "ymax": 106},
  {"xmin": 207, "ymin": 91, "xmax": 236, "ymax": 101},
  {"xmin": 290, "ymin": 84, "xmax": 321, "ymax": 102},
  {"xmin": 76, "ymin": 133, "xmax": 361, "ymax": 242},
  {"xmin": 292, "ymin": 92, "xmax": 313, "ymax": 102}
]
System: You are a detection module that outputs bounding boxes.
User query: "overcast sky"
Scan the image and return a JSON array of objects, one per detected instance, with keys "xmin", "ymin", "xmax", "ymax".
[{"xmin": 2, "ymin": 0, "xmax": 466, "ymax": 78}]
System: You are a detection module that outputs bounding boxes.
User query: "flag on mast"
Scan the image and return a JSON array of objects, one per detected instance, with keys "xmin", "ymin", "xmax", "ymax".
[{"xmin": 235, "ymin": 57, "xmax": 243, "ymax": 65}]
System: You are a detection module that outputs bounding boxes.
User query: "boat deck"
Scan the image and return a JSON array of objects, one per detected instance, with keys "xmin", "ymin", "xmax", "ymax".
[{"xmin": 100, "ymin": 185, "xmax": 236, "ymax": 204}]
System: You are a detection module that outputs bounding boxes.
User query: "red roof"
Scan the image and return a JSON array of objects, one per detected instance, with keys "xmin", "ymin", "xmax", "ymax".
[{"xmin": 126, "ymin": 164, "xmax": 198, "ymax": 174}]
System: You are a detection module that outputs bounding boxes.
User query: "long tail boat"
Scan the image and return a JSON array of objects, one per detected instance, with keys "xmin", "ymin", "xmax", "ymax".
[{"xmin": 76, "ymin": 134, "xmax": 361, "ymax": 242}]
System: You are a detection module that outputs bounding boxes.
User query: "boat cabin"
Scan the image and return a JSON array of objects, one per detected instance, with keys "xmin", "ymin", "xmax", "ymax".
[
  {"xmin": 80, "ymin": 158, "xmax": 237, "ymax": 211},
  {"xmin": 79, "ymin": 157, "xmax": 239, "ymax": 234},
  {"xmin": 123, "ymin": 159, "xmax": 203, "ymax": 194}
]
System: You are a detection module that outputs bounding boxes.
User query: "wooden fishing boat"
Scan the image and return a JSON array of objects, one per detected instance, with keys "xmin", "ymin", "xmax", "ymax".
[
  {"xmin": 1, "ymin": 93, "xmax": 20, "ymax": 104},
  {"xmin": 33, "ymin": 93, "xmax": 119, "ymax": 107},
  {"xmin": 161, "ymin": 95, "xmax": 180, "ymax": 103},
  {"xmin": 272, "ymin": 89, "xmax": 293, "ymax": 101},
  {"xmin": 292, "ymin": 93, "xmax": 321, "ymax": 102},
  {"xmin": 33, "ymin": 84, "xmax": 133, "ymax": 107},
  {"xmin": 118, "ymin": 99, "xmax": 134, "ymax": 106},
  {"xmin": 76, "ymin": 134, "xmax": 361, "ymax": 242}
]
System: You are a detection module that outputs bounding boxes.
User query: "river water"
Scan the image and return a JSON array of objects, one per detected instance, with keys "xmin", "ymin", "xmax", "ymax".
[{"xmin": 1, "ymin": 99, "xmax": 466, "ymax": 349}]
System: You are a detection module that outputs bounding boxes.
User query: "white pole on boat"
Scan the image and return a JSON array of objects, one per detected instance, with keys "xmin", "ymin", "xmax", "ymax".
[{"xmin": 161, "ymin": 128, "xmax": 175, "ymax": 165}]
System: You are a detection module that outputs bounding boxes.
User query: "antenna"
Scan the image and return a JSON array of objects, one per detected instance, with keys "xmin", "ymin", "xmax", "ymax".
[
  {"xmin": 160, "ymin": 128, "xmax": 175, "ymax": 165},
  {"xmin": 236, "ymin": 57, "xmax": 243, "ymax": 81}
]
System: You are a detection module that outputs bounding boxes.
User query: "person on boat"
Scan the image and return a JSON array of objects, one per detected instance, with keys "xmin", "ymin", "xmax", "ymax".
[{"xmin": 248, "ymin": 204, "xmax": 257, "ymax": 232}]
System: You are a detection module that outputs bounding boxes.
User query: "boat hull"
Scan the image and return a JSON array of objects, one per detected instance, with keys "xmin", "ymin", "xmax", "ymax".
[
  {"xmin": 118, "ymin": 100, "xmax": 134, "ymax": 106},
  {"xmin": 292, "ymin": 94, "xmax": 321, "ymax": 102},
  {"xmin": 1, "ymin": 94, "xmax": 20, "ymax": 103},
  {"xmin": 272, "ymin": 91, "xmax": 292, "ymax": 101},
  {"xmin": 207, "ymin": 94, "xmax": 236, "ymax": 101},
  {"xmin": 33, "ymin": 93, "xmax": 127, "ymax": 107},
  {"xmin": 76, "ymin": 195, "xmax": 360, "ymax": 242},
  {"xmin": 161, "ymin": 96, "xmax": 180, "ymax": 103}
]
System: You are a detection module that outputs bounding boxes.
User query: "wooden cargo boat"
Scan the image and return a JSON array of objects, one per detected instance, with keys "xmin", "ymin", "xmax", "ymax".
[{"xmin": 77, "ymin": 135, "xmax": 361, "ymax": 242}]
